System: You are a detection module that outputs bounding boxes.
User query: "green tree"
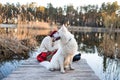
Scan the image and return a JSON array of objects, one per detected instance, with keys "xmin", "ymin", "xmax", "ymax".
[{"xmin": 47, "ymin": 3, "xmax": 54, "ymax": 21}]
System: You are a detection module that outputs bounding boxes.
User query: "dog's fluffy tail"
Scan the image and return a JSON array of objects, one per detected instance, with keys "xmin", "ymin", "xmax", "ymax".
[{"xmin": 39, "ymin": 61, "xmax": 50, "ymax": 69}]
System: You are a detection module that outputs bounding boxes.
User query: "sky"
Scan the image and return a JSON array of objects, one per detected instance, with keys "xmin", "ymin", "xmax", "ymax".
[{"xmin": 0, "ymin": 0, "xmax": 120, "ymax": 8}]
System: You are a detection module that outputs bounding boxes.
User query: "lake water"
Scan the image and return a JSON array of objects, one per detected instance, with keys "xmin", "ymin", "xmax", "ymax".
[
  {"xmin": 0, "ymin": 60, "xmax": 23, "ymax": 80},
  {"xmin": 82, "ymin": 50, "xmax": 120, "ymax": 80}
]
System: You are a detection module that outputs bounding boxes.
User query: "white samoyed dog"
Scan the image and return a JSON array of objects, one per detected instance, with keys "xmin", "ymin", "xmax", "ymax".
[{"xmin": 40, "ymin": 25, "xmax": 78, "ymax": 73}]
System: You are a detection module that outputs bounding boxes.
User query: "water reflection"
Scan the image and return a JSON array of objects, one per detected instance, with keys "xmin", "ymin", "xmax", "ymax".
[
  {"xmin": 103, "ymin": 56, "xmax": 107, "ymax": 72},
  {"xmin": 81, "ymin": 45, "xmax": 120, "ymax": 80},
  {"xmin": 0, "ymin": 60, "xmax": 22, "ymax": 80},
  {"xmin": 103, "ymin": 58, "xmax": 120, "ymax": 80},
  {"xmin": 74, "ymin": 32, "xmax": 120, "ymax": 58},
  {"xmin": 74, "ymin": 32, "xmax": 103, "ymax": 47}
]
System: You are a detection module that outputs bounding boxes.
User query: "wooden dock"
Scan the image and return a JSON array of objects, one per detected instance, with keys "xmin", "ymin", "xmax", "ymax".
[
  {"xmin": 3, "ymin": 58, "xmax": 100, "ymax": 80},
  {"xmin": 68, "ymin": 26, "xmax": 120, "ymax": 33}
]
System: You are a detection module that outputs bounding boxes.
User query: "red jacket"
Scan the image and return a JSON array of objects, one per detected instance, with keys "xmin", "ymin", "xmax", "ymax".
[{"xmin": 37, "ymin": 50, "xmax": 57, "ymax": 62}]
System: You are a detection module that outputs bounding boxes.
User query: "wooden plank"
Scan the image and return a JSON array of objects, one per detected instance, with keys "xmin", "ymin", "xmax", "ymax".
[
  {"xmin": 3, "ymin": 58, "xmax": 100, "ymax": 80},
  {"xmin": 1, "ymin": 24, "xmax": 120, "ymax": 33},
  {"xmin": 0, "ymin": 24, "xmax": 17, "ymax": 28}
]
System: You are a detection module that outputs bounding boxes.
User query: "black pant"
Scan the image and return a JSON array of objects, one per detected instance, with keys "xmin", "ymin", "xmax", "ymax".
[{"xmin": 73, "ymin": 53, "xmax": 81, "ymax": 62}]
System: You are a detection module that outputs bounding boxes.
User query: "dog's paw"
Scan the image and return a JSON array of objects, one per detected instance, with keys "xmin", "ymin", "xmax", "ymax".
[
  {"xmin": 60, "ymin": 70, "xmax": 65, "ymax": 74},
  {"xmin": 70, "ymin": 67, "xmax": 74, "ymax": 70}
]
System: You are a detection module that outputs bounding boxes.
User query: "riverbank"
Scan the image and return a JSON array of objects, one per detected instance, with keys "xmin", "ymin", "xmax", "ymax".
[{"xmin": 0, "ymin": 35, "xmax": 38, "ymax": 63}]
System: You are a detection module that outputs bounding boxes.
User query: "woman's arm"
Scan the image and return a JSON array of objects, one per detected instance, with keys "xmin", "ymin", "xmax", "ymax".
[{"xmin": 44, "ymin": 37, "xmax": 58, "ymax": 52}]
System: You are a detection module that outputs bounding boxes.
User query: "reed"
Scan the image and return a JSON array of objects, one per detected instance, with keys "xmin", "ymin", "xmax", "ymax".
[{"xmin": 99, "ymin": 33, "xmax": 120, "ymax": 58}]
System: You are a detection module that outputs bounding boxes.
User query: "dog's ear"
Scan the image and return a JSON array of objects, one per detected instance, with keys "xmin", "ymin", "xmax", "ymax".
[{"xmin": 61, "ymin": 25, "xmax": 68, "ymax": 32}]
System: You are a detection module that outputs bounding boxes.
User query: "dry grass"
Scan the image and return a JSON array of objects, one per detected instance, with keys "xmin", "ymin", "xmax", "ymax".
[
  {"xmin": 0, "ymin": 35, "xmax": 29, "ymax": 61},
  {"xmin": 99, "ymin": 33, "xmax": 120, "ymax": 58},
  {"xmin": 0, "ymin": 21, "xmax": 58, "ymax": 62}
]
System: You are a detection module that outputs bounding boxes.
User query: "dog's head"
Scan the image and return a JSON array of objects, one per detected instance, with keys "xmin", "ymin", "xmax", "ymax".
[{"xmin": 57, "ymin": 25, "xmax": 70, "ymax": 43}]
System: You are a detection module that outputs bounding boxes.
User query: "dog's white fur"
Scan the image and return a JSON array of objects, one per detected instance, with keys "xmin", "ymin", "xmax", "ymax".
[{"xmin": 40, "ymin": 25, "xmax": 78, "ymax": 73}]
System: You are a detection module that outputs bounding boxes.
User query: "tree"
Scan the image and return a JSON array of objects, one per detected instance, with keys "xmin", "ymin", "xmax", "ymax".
[
  {"xmin": 100, "ymin": 1, "xmax": 120, "ymax": 28},
  {"xmin": 47, "ymin": 3, "xmax": 54, "ymax": 21},
  {"xmin": 36, "ymin": 6, "xmax": 45, "ymax": 21},
  {"xmin": 56, "ymin": 7, "xmax": 63, "ymax": 24}
]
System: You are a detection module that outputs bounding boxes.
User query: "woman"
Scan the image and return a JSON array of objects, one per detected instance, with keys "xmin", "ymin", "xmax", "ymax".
[
  {"xmin": 37, "ymin": 30, "xmax": 81, "ymax": 62},
  {"xmin": 37, "ymin": 30, "xmax": 60, "ymax": 62}
]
